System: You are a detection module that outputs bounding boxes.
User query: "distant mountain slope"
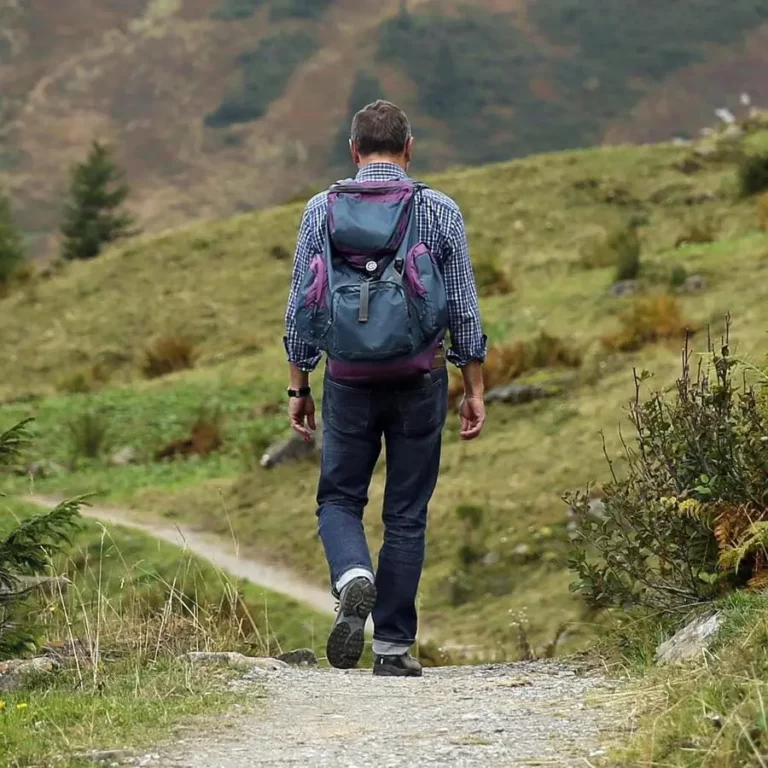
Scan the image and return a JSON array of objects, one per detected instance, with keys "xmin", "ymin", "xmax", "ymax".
[{"xmin": 0, "ymin": 0, "xmax": 765, "ymax": 255}]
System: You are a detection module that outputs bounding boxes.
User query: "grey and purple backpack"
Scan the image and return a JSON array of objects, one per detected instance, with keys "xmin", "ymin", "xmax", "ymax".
[{"xmin": 294, "ymin": 180, "xmax": 449, "ymax": 380}]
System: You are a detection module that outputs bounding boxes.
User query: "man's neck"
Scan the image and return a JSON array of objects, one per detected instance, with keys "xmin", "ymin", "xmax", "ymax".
[{"xmin": 357, "ymin": 154, "xmax": 407, "ymax": 171}]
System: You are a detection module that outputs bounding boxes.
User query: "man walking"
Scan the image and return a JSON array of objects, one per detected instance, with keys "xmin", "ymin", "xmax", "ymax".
[{"xmin": 284, "ymin": 100, "xmax": 486, "ymax": 677}]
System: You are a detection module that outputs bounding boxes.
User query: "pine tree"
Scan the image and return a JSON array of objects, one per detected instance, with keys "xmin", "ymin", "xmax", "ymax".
[
  {"xmin": 60, "ymin": 141, "xmax": 136, "ymax": 261},
  {"xmin": 0, "ymin": 195, "xmax": 24, "ymax": 286}
]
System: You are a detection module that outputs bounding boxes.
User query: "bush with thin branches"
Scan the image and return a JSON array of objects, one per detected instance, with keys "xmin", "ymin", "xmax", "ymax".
[{"xmin": 568, "ymin": 321, "xmax": 768, "ymax": 612}]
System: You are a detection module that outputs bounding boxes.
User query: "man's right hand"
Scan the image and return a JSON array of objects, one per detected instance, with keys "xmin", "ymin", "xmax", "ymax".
[{"xmin": 459, "ymin": 395, "xmax": 485, "ymax": 441}]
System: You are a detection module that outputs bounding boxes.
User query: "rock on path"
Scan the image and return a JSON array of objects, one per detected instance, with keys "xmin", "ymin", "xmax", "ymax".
[{"xmin": 151, "ymin": 662, "xmax": 626, "ymax": 767}]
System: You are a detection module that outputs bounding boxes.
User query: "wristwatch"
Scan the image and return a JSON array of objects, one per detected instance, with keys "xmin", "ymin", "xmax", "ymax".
[{"xmin": 287, "ymin": 386, "xmax": 311, "ymax": 399}]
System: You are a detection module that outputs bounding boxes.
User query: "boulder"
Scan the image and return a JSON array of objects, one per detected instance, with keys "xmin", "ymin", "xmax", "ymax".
[
  {"xmin": 485, "ymin": 383, "xmax": 553, "ymax": 406},
  {"xmin": 260, "ymin": 422, "xmax": 323, "ymax": 469},
  {"xmin": 276, "ymin": 648, "xmax": 318, "ymax": 667},
  {"xmin": 655, "ymin": 612, "xmax": 723, "ymax": 664},
  {"xmin": 608, "ymin": 280, "xmax": 639, "ymax": 298},
  {"xmin": 0, "ymin": 657, "xmax": 59, "ymax": 692},
  {"xmin": 109, "ymin": 446, "xmax": 140, "ymax": 467},
  {"xmin": 179, "ymin": 652, "xmax": 288, "ymax": 673},
  {"xmin": 677, "ymin": 274, "xmax": 708, "ymax": 294},
  {"xmin": 24, "ymin": 459, "xmax": 64, "ymax": 479}
]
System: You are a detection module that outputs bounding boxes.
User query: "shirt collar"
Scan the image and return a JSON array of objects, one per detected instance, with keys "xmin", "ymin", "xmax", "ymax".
[{"xmin": 354, "ymin": 162, "xmax": 408, "ymax": 182}]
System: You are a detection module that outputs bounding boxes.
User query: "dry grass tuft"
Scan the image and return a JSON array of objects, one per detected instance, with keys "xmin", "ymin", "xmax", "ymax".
[
  {"xmin": 472, "ymin": 253, "xmax": 515, "ymax": 297},
  {"xmin": 674, "ymin": 219, "xmax": 717, "ymax": 248},
  {"xmin": 449, "ymin": 332, "xmax": 581, "ymax": 403},
  {"xmin": 155, "ymin": 408, "xmax": 223, "ymax": 461},
  {"xmin": 602, "ymin": 295, "xmax": 694, "ymax": 352},
  {"xmin": 142, "ymin": 335, "xmax": 198, "ymax": 379}
]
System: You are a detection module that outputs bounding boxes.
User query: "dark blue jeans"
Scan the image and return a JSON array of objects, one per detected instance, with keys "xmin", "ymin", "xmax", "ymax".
[{"xmin": 317, "ymin": 367, "xmax": 448, "ymax": 651}]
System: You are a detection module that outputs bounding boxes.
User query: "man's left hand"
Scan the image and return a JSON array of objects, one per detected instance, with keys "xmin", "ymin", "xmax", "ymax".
[{"xmin": 290, "ymin": 395, "xmax": 317, "ymax": 441}]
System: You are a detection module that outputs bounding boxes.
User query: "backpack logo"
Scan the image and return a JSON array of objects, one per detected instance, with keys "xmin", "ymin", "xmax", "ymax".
[{"xmin": 294, "ymin": 181, "xmax": 449, "ymax": 379}]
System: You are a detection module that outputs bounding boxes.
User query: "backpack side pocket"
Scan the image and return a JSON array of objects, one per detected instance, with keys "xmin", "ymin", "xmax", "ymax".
[
  {"xmin": 295, "ymin": 254, "xmax": 331, "ymax": 348},
  {"xmin": 404, "ymin": 242, "xmax": 449, "ymax": 342}
]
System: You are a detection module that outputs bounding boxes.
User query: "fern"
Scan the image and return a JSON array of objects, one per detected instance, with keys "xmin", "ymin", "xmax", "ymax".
[
  {"xmin": 719, "ymin": 522, "xmax": 768, "ymax": 572},
  {"xmin": 0, "ymin": 418, "xmax": 33, "ymax": 467}
]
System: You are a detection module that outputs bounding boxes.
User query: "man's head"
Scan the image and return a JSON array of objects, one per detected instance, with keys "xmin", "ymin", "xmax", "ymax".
[{"xmin": 349, "ymin": 100, "xmax": 413, "ymax": 170}]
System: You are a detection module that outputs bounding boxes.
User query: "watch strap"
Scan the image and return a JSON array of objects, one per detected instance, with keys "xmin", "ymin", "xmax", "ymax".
[{"xmin": 287, "ymin": 386, "xmax": 311, "ymax": 399}]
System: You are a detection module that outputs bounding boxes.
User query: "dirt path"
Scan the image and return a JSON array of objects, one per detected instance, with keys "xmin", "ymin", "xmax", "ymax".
[
  {"xmin": 150, "ymin": 662, "xmax": 628, "ymax": 767},
  {"xmin": 25, "ymin": 494, "xmax": 336, "ymax": 616}
]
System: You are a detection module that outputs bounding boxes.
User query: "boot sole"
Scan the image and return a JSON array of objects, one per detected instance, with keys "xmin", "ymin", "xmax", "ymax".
[{"xmin": 326, "ymin": 579, "xmax": 377, "ymax": 670}]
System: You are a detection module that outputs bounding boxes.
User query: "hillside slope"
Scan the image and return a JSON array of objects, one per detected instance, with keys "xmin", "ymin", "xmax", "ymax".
[
  {"xmin": 2, "ymin": 126, "xmax": 768, "ymax": 653},
  {"xmin": 0, "ymin": 0, "xmax": 766, "ymax": 255}
]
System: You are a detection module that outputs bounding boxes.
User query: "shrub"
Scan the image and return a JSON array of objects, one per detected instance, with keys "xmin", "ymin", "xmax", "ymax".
[
  {"xmin": 568, "ymin": 326, "xmax": 768, "ymax": 611},
  {"xmin": 674, "ymin": 219, "xmax": 717, "ymax": 248},
  {"xmin": 472, "ymin": 253, "xmax": 514, "ymax": 297},
  {"xmin": 739, "ymin": 152, "xmax": 768, "ymax": 197},
  {"xmin": 613, "ymin": 225, "xmax": 642, "ymax": 282},
  {"xmin": 142, "ymin": 335, "xmax": 197, "ymax": 379},
  {"xmin": 0, "ymin": 420, "xmax": 81, "ymax": 657},
  {"xmin": 67, "ymin": 408, "xmax": 111, "ymax": 464},
  {"xmin": 602, "ymin": 295, "xmax": 692, "ymax": 352},
  {"xmin": 269, "ymin": 244, "xmax": 291, "ymax": 261},
  {"xmin": 757, "ymin": 191, "xmax": 768, "ymax": 231},
  {"xmin": 579, "ymin": 224, "xmax": 641, "ymax": 279},
  {"xmin": 669, "ymin": 265, "xmax": 688, "ymax": 289}
]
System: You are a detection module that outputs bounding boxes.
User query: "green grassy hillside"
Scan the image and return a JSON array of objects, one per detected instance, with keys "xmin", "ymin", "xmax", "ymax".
[{"xmin": 2, "ymin": 124, "xmax": 768, "ymax": 655}]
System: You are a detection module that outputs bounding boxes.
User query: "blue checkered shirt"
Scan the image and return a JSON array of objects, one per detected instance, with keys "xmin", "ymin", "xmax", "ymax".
[{"xmin": 284, "ymin": 162, "xmax": 487, "ymax": 371}]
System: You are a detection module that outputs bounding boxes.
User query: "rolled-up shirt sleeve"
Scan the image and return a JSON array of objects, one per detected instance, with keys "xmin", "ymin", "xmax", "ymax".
[
  {"xmin": 283, "ymin": 201, "xmax": 324, "ymax": 372},
  {"xmin": 443, "ymin": 210, "xmax": 487, "ymax": 367}
]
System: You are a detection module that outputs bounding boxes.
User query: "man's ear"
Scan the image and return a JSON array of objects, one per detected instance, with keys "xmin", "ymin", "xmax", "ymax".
[
  {"xmin": 404, "ymin": 136, "xmax": 414, "ymax": 168},
  {"xmin": 349, "ymin": 140, "xmax": 362, "ymax": 166}
]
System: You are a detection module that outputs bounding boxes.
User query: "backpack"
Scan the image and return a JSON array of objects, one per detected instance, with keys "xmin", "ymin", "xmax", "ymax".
[{"xmin": 294, "ymin": 180, "xmax": 449, "ymax": 380}]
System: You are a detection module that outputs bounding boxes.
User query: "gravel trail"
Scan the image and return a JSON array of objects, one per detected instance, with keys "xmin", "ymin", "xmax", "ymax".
[
  {"xmin": 153, "ymin": 662, "xmax": 627, "ymax": 767},
  {"xmin": 25, "ymin": 494, "xmax": 335, "ymax": 615}
]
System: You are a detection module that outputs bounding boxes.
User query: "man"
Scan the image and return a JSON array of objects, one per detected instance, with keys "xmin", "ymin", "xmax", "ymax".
[{"xmin": 284, "ymin": 100, "xmax": 486, "ymax": 677}]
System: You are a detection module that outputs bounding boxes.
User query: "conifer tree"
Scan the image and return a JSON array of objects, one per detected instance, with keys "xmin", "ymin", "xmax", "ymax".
[
  {"xmin": 60, "ymin": 141, "xmax": 136, "ymax": 261},
  {"xmin": 0, "ymin": 195, "xmax": 24, "ymax": 286}
]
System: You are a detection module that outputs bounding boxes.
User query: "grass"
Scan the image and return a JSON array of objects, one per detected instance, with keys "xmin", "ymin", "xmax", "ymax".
[
  {"xmin": 2, "ymin": 130, "xmax": 768, "ymax": 655},
  {"xmin": 0, "ymin": 500, "xmax": 332, "ymax": 767},
  {"xmin": 611, "ymin": 592, "xmax": 768, "ymax": 767},
  {"xmin": 0, "ymin": 658, "xmax": 240, "ymax": 768}
]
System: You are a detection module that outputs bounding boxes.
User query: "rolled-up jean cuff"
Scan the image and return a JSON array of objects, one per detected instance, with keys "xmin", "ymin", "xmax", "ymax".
[
  {"xmin": 334, "ymin": 567, "xmax": 375, "ymax": 596},
  {"xmin": 372, "ymin": 639, "xmax": 412, "ymax": 656}
]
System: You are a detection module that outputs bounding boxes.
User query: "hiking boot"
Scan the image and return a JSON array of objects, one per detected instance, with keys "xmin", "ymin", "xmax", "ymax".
[
  {"xmin": 326, "ymin": 577, "xmax": 377, "ymax": 669},
  {"xmin": 373, "ymin": 652, "xmax": 423, "ymax": 678}
]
